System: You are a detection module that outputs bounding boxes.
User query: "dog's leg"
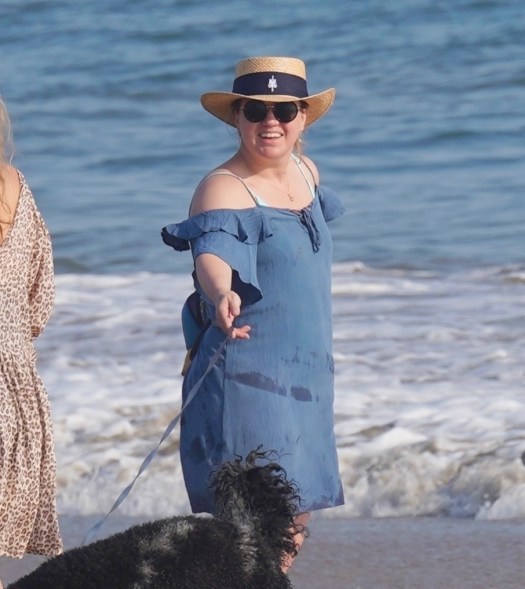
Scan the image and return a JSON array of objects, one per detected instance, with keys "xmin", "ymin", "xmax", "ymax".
[{"xmin": 281, "ymin": 511, "xmax": 310, "ymax": 574}]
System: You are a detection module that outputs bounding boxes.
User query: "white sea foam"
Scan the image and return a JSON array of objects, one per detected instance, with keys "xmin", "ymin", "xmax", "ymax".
[{"xmin": 36, "ymin": 264, "xmax": 525, "ymax": 520}]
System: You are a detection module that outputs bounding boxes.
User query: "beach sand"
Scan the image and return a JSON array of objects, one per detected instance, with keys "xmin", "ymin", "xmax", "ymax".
[{"xmin": 2, "ymin": 514, "xmax": 524, "ymax": 588}]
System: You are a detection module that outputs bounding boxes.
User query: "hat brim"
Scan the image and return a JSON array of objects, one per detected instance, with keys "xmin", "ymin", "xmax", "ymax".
[{"xmin": 200, "ymin": 88, "xmax": 335, "ymax": 127}]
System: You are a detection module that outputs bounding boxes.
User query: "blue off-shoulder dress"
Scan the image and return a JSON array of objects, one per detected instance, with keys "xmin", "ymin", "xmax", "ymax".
[{"xmin": 162, "ymin": 185, "xmax": 345, "ymax": 514}]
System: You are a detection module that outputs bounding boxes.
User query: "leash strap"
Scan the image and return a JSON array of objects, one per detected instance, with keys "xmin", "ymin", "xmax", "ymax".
[{"xmin": 81, "ymin": 337, "xmax": 227, "ymax": 546}]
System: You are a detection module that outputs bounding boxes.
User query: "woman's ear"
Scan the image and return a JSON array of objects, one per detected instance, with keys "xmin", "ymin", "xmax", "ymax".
[{"xmin": 299, "ymin": 108, "xmax": 307, "ymax": 132}]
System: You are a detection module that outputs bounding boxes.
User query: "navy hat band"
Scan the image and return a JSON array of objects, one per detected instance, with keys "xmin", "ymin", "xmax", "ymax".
[{"xmin": 232, "ymin": 72, "xmax": 309, "ymax": 97}]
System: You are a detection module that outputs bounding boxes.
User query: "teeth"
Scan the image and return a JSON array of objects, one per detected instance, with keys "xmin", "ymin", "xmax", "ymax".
[{"xmin": 260, "ymin": 132, "xmax": 281, "ymax": 138}]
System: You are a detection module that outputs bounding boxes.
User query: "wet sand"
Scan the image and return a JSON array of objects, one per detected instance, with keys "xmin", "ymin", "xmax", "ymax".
[
  {"xmin": 291, "ymin": 515, "xmax": 525, "ymax": 589},
  {"xmin": 2, "ymin": 514, "xmax": 524, "ymax": 588}
]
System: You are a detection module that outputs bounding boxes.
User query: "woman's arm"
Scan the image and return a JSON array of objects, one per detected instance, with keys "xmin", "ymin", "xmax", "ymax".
[
  {"xmin": 191, "ymin": 171, "xmax": 255, "ymax": 339},
  {"xmin": 195, "ymin": 253, "xmax": 251, "ymax": 340}
]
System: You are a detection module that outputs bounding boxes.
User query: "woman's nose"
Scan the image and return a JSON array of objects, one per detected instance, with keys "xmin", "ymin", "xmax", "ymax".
[{"xmin": 262, "ymin": 106, "xmax": 279, "ymax": 123}]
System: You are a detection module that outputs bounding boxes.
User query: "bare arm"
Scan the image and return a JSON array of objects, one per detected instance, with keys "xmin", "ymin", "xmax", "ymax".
[
  {"xmin": 191, "ymin": 173, "xmax": 255, "ymax": 339},
  {"xmin": 195, "ymin": 253, "xmax": 251, "ymax": 340}
]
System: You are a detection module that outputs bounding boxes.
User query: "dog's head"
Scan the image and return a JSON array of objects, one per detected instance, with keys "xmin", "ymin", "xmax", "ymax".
[{"xmin": 210, "ymin": 448, "xmax": 304, "ymax": 563}]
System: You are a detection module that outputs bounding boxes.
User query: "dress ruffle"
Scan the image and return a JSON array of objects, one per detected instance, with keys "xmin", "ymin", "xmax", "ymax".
[
  {"xmin": 317, "ymin": 185, "xmax": 346, "ymax": 222},
  {"xmin": 162, "ymin": 207, "xmax": 274, "ymax": 306},
  {"xmin": 161, "ymin": 207, "xmax": 274, "ymax": 250},
  {"xmin": 161, "ymin": 186, "xmax": 344, "ymax": 307}
]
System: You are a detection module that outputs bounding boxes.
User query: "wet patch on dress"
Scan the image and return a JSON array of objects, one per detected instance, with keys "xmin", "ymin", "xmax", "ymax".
[
  {"xmin": 290, "ymin": 386, "xmax": 312, "ymax": 402},
  {"xmin": 230, "ymin": 372, "xmax": 286, "ymax": 396}
]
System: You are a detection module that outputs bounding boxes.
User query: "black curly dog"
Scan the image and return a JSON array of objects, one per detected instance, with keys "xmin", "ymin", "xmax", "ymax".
[{"xmin": 9, "ymin": 449, "xmax": 303, "ymax": 589}]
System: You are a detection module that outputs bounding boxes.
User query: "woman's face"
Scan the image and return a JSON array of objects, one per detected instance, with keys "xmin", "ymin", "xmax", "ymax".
[{"xmin": 235, "ymin": 99, "xmax": 307, "ymax": 161}]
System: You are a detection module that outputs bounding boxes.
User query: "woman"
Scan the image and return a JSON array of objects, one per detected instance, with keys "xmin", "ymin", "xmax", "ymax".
[
  {"xmin": 0, "ymin": 98, "xmax": 62, "ymax": 576},
  {"xmin": 162, "ymin": 56, "xmax": 344, "ymax": 569}
]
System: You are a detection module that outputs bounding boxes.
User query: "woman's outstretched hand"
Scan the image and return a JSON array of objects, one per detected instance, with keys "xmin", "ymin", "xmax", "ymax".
[{"xmin": 215, "ymin": 290, "xmax": 251, "ymax": 340}]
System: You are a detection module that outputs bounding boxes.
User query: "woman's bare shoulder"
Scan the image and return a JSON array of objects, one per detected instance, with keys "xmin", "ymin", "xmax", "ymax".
[
  {"xmin": 0, "ymin": 163, "xmax": 21, "ymax": 214},
  {"xmin": 190, "ymin": 169, "xmax": 256, "ymax": 215},
  {"xmin": 297, "ymin": 154, "xmax": 320, "ymax": 185}
]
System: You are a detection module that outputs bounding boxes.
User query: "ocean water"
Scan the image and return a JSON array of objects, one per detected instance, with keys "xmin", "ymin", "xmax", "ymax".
[{"xmin": 1, "ymin": 0, "xmax": 524, "ymax": 522}]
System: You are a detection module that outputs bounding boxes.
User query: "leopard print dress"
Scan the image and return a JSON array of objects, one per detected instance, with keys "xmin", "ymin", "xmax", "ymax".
[{"xmin": 0, "ymin": 171, "xmax": 62, "ymax": 558}]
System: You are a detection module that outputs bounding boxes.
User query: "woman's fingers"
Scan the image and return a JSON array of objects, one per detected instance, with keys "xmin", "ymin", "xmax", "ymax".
[
  {"xmin": 216, "ymin": 292, "xmax": 251, "ymax": 339},
  {"xmin": 229, "ymin": 324, "xmax": 251, "ymax": 340}
]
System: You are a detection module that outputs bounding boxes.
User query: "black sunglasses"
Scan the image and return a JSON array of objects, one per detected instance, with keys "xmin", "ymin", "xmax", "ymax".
[{"xmin": 240, "ymin": 100, "xmax": 302, "ymax": 124}]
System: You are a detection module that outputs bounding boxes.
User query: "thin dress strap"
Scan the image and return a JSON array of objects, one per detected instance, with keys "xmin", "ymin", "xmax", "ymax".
[
  {"xmin": 291, "ymin": 153, "xmax": 316, "ymax": 200},
  {"xmin": 191, "ymin": 159, "xmax": 314, "ymax": 214},
  {"xmin": 202, "ymin": 171, "xmax": 263, "ymax": 206}
]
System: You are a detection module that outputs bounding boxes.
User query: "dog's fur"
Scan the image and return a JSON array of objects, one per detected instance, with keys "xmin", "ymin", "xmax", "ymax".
[{"xmin": 9, "ymin": 449, "xmax": 302, "ymax": 589}]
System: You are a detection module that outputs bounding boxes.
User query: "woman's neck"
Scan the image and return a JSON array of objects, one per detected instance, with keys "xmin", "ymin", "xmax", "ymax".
[{"xmin": 236, "ymin": 148, "xmax": 292, "ymax": 181}]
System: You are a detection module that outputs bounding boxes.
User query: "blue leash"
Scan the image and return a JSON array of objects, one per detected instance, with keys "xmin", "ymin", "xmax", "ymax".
[{"xmin": 81, "ymin": 337, "xmax": 227, "ymax": 546}]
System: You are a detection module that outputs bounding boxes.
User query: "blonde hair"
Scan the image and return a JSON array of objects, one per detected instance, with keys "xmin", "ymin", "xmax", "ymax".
[
  {"xmin": 0, "ymin": 97, "xmax": 14, "ymax": 165},
  {"xmin": 0, "ymin": 97, "xmax": 15, "ymax": 240}
]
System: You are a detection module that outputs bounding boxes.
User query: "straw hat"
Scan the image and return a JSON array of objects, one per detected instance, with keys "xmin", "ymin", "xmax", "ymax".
[{"xmin": 201, "ymin": 56, "xmax": 335, "ymax": 127}]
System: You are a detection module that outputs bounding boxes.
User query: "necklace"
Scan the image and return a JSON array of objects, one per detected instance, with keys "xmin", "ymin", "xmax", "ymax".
[
  {"xmin": 265, "ymin": 175, "xmax": 295, "ymax": 202},
  {"xmin": 238, "ymin": 151, "xmax": 295, "ymax": 201}
]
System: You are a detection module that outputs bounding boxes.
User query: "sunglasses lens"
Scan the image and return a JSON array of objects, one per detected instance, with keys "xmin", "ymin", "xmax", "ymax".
[
  {"xmin": 243, "ymin": 100, "xmax": 267, "ymax": 123},
  {"xmin": 242, "ymin": 100, "xmax": 299, "ymax": 123},
  {"xmin": 274, "ymin": 102, "xmax": 299, "ymax": 123}
]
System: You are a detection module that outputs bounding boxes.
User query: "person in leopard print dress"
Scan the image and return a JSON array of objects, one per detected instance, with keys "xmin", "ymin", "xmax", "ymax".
[{"xmin": 0, "ymin": 99, "xmax": 62, "ymax": 582}]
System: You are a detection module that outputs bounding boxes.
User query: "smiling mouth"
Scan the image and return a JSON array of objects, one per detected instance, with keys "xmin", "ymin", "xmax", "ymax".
[{"xmin": 259, "ymin": 132, "xmax": 282, "ymax": 139}]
